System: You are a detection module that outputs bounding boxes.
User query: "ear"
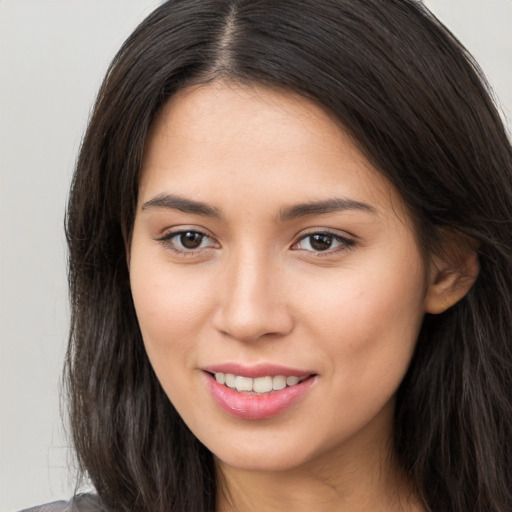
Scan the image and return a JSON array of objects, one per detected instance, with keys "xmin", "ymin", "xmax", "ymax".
[{"xmin": 424, "ymin": 232, "xmax": 480, "ymax": 314}]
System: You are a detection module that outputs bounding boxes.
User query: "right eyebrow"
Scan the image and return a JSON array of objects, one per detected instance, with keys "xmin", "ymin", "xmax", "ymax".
[
  {"xmin": 141, "ymin": 193, "xmax": 222, "ymax": 218},
  {"xmin": 279, "ymin": 197, "xmax": 376, "ymax": 221}
]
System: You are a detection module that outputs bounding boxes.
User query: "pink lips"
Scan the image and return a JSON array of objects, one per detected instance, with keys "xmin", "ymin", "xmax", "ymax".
[{"xmin": 202, "ymin": 364, "xmax": 317, "ymax": 420}]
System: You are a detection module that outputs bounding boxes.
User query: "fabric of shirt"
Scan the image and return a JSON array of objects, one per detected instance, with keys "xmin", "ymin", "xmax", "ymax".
[{"xmin": 18, "ymin": 494, "xmax": 100, "ymax": 512}]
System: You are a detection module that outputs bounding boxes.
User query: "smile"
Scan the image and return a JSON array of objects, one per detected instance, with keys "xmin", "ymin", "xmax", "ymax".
[
  {"xmin": 203, "ymin": 369, "xmax": 317, "ymax": 420},
  {"xmin": 214, "ymin": 373, "xmax": 306, "ymax": 394}
]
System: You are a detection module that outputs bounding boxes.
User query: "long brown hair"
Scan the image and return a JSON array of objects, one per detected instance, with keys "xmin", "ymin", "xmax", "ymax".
[{"xmin": 65, "ymin": 1, "xmax": 512, "ymax": 510}]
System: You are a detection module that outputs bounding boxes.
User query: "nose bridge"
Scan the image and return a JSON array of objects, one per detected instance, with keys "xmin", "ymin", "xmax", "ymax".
[{"xmin": 214, "ymin": 243, "xmax": 292, "ymax": 342}]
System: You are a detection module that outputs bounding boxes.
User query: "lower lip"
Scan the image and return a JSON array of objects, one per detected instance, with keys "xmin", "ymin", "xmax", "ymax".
[{"xmin": 203, "ymin": 372, "xmax": 317, "ymax": 420}]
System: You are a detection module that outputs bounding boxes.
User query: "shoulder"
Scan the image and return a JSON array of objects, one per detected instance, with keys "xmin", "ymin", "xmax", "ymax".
[{"xmin": 19, "ymin": 494, "xmax": 101, "ymax": 512}]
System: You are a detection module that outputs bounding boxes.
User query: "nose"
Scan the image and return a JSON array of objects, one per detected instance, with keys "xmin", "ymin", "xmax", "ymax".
[{"xmin": 212, "ymin": 250, "xmax": 294, "ymax": 343}]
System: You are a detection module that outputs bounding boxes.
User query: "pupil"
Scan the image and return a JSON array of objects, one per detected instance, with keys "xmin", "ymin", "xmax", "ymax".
[
  {"xmin": 180, "ymin": 232, "xmax": 203, "ymax": 249},
  {"xmin": 310, "ymin": 234, "xmax": 332, "ymax": 251}
]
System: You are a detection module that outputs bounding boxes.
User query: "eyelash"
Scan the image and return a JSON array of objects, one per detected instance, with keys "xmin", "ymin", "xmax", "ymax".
[
  {"xmin": 156, "ymin": 229, "xmax": 355, "ymax": 256},
  {"xmin": 156, "ymin": 229, "xmax": 218, "ymax": 256},
  {"xmin": 292, "ymin": 231, "xmax": 356, "ymax": 255}
]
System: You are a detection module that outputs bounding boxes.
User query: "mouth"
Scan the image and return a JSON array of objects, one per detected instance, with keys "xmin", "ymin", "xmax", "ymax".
[
  {"xmin": 208, "ymin": 372, "xmax": 311, "ymax": 394},
  {"xmin": 202, "ymin": 365, "xmax": 318, "ymax": 420}
]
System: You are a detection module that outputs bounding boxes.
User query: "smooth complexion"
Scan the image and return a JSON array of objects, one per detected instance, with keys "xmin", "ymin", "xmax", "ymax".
[{"xmin": 129, "ymin": 82, "xmax": 474, "ymax": 511}]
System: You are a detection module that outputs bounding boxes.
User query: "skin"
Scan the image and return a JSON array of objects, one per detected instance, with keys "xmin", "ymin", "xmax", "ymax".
[{"xmin": 129, "ymin": 81, "xmax": 474, "ymax": 511}]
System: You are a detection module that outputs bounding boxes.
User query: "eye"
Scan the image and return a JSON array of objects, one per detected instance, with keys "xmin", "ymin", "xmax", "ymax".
[
  {"xmin": 293, "ymin": 232, "xmax": 354, "ymax": 253},
  {"xmin": 157, "ymin": 230, "xmax": 219, "ymax": 254}
]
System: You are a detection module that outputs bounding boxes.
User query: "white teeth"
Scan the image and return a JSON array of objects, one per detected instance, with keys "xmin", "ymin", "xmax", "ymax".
[
  {"xmin": 235, "ymin": 376, "xmax": 253, "ymax": 392},
  {"xmin": 225, "ymin": 373, "xmax": 236, "ymax": 388},
  {"xmin": 272, "ymin": 375, "xmax": 286, "ymax": 390},
  {"xmin": 253, "ymin": 376, "xmax": 273, "ymax": 394},
  {"xmin": 213, "ymin": 372, "xmax": 306, "ymax": 394},
  {"xmin": 286, "ymin": 376, "xmax": 300, "ymax": 386}
]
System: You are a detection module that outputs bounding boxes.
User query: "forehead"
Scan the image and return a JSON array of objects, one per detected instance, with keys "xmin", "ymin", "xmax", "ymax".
[{"xmin": 140, "ymin": 81, "xmax": 410, "ymax": 224}]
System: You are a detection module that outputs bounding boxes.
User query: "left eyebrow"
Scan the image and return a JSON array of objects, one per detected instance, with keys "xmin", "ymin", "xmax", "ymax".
[
  {"xmin": 141, "ymin": 193, "xmax": 222, "ymax": 218},
  {"xmin": 279, "ymin": 198, "xmax": 377, "ymax": 221}
]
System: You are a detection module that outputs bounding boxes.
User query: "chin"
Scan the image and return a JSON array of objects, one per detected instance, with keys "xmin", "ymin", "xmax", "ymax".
[
  {"xmin": 205, "ymin": 429, "xmax": 329, "ymax": 474},
  {"xmin": 215, "ymin": 449, "xmax": 310, "ymax": 473}
]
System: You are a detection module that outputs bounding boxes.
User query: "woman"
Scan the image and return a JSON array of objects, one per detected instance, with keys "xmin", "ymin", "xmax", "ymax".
[{"xmin": 23, "ymin": 0, "xmax": 512, "ymax": 511}]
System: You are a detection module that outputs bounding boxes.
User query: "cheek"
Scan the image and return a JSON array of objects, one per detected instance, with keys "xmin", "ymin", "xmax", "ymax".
[
  {"xmin": 299, "ymin": 265, "xmax": 425, "ymax": 337},
  {"xmin": 129, "ymin": 255, "xmax": 214, "ymax": 367},
  {"xmin": 295, "ymin": 246, "xmax": 427, "ymax": 389}
]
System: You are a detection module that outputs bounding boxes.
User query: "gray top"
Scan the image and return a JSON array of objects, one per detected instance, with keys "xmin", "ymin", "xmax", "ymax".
[{"xmin": 19, "ymin": 494, "xmax": 100, "ymax": 512}]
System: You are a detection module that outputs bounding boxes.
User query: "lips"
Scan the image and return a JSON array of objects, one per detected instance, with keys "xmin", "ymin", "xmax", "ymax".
[{"xmin": 201, "ymin": 364, "xmax": 317, "ymax": 420}]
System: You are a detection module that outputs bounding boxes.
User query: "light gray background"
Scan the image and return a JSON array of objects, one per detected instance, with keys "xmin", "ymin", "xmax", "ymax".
[{"xmin": 1, "ymin": 1, "xmax": 510, "ymax": 511}]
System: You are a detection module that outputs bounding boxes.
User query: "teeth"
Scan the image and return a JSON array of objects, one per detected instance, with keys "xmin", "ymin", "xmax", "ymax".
[
  {"xmin": 286, "ymin": 376, "xmax": 300, "ymax": 386},
  {"xmin": 213, "ymin": 372, "xmax": 306, "ymax": 394},
  {"xmin": 225, "ymin": 373, "xmax": 236, "ymax": 388},
  {"xmin": 235, "ymin": 376, "xmax": 253, "ymax": 392},
  {"xmin": 253, "ymin": 376, "xmax": 273, "ymax": 393},
  {"xmin": 272, "ymin": 375, "xmax": 286, "ymax": 390}
]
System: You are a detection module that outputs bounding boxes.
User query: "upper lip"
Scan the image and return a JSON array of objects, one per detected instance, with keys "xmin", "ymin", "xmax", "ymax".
[{"xmin": 201, "ymin": 363, "xmax": 316, "ymax": 379}]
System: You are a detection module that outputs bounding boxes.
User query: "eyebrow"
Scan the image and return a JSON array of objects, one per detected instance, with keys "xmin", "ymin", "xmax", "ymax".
[
  {"xmin": 279, "ymin": 198, "xmax": 376, "ymax": 221},
  {"xmin": 142, "ymin": 193, "xmax": 222, "ymax": 218},
  {"xmin": 141, "ymin": 193, "xmax": 376, "ymax": 220}
]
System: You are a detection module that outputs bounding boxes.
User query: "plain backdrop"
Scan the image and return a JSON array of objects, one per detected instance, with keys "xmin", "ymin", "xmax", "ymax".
[{"xmin": 0, "ymin": 1, "xmax": 510, "ymax": 511}]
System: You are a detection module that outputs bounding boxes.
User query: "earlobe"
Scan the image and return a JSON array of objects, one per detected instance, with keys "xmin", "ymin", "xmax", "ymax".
[{"xmin": 424, "ymin": 240, "xmax": 479, "ymax": 314}]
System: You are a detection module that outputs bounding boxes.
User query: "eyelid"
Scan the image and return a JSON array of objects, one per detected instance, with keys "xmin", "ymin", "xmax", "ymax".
[
  {"xmin": 154, "ymin": 226, "xmax": 356, "ymax": 256},
  {"xmin": 156, "ymin": 227, "xmax": 220, "ymax": 255},
  {"xmin": 291, "ymin": 229, "xmax": 356, "ymax": 254}
]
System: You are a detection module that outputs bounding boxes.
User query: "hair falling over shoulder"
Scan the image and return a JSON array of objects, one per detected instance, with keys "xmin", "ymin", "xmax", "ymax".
[{"xmin": 65, "ymin": 1, "xmax": 512, "ymax": 511}]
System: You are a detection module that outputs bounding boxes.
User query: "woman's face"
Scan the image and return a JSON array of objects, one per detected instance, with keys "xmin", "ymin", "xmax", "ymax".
[{"xmin": 130, "ymin": 82, "xmax": 432, "ymax": 473}]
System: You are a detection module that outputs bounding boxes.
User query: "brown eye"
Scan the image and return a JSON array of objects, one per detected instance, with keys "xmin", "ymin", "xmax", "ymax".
[
  {"xmin": 180, "ymin": 231, "xmax": 204, "ymax": 249},
  {"xmin": 293, "ymin": 231, "xmax": 355, "ymax": 253},
  {"xmin": 157, "ymin": 229, "xmax": 218, "ymax": 254},
  {"xmin": 309, "ymin": 233, "xmax": 333, "ymax": 251}
]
